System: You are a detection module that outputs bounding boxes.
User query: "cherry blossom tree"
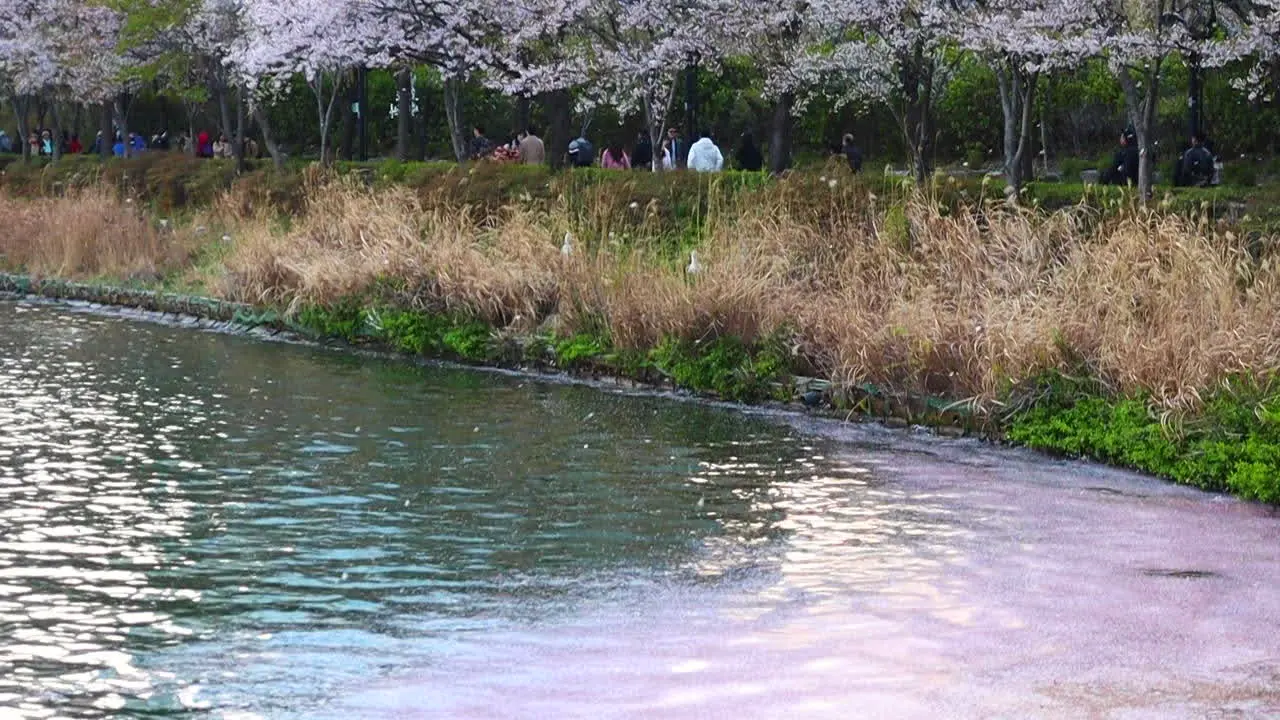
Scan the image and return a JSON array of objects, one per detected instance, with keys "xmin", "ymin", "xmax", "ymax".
[
  {"xmin": 0, "ymin": 0, "xmax": 59, "ymax": 161},
  {"xmin": 0, "ymin": 0, "xmax": 133, "ymax": 162},
  {"xmin": 959, "ymin": 0, "xmax": 1102, "ymax": 191},
  {"xmin": 702, "ymin": 0, "xmax": 820, "ymax": 172},
  {"xmin": 488, "ymin": 0, "xmax": 720, "ymax": 169},
  {"xmin": 789, "ymin": 0, "xmax": 956, "ymax": 181},
  {"xmin": 579, "ymin": 0, "xmax": 719, "ymax": 170},
  {"xmin": 483, "ymin": 0, "xmax": 593, "ymax": 165},
  {"xmin": 363, "ymin": 0, "xmax": 509, "ymax": 161},
  {"xmin": 1093, "ymin": 0, "xmax": 1193, "ymax": 197},
  {"xmin": 234, "ymin": 0, "xmax": 390, "ymax": 163},
  {"xmin": 1204, "ymin": 0, "xmax": 1278, "ymax": 103}
]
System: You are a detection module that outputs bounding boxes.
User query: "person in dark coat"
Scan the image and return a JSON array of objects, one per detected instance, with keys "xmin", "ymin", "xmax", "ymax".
[
  {"xmin": 842, "ymin": 133, "xmax": 863, "ymax": 173},
  {"xmin": 1175, "ymin": 133, "xmax": 1215, "ymax": 187},
  {"xmin": 568, "ymin": 137, "xmax": 595, "ymax": 167},
  {"xmin": 470, "ymin": 125, "xmax": 493, "ymax": 160},
  {"xmin": 631, "ymin": 132, "xmax": 653, "ymax": 171},
  {"xmin": 1103, "ymin": 130, "xmax": 1139, "ymax": 186},
  {"xmin": 736, "ymin": 130, "xmax": 763, "ymax": 171}
]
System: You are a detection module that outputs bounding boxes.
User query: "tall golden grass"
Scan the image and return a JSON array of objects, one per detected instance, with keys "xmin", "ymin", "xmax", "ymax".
[
  {"xmin": 3, "ymin": 175, "xmax": 1278, "ymax": 407},
  {"xmin": 0, "ymin": 187, "xmax": 188, "ymax": 282}
]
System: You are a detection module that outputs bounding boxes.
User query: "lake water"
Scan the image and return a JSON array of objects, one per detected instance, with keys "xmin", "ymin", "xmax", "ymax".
[{"xmin": 1, "ymin": 301, "xmax": 1278, "ymax": 719}]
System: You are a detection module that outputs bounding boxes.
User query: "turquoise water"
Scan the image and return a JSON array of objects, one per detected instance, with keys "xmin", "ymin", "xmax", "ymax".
[{"xmin": 2, "ymin": 301, "xmax": 1279, "ymax": 719}]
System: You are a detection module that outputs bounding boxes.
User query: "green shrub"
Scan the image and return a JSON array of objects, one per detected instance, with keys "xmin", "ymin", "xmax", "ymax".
[
  {"xmin": 294, "ymin": 302, "xmax": 365, "ymax": 342},
  {"xmin": 1007, "ymin": 371, "xmax": 1280, "ymax": 503},
  {"xmin": 554, "ymin": 333, "xmax": 607, "ymax": 368},
  {"xmin": 442, "ymin": 321, "xmax": 492, "ymax": 361},
  {"xmin": 650, "ymin": 334, "xmax": 791, "ymax": 402},
  {"xmin": 1221, "ymin": 162, "xmax": 1259, "ymax": 188}
]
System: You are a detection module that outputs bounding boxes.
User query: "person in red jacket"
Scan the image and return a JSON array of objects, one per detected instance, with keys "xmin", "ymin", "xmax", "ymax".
[{"xmin": 196, "ymin": 131, "xmax": 213, "ymax": 158}]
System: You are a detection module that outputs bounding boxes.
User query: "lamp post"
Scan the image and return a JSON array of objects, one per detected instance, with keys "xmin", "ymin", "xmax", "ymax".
[
  {"xmin": 684, "ymin": 51, "xmax": 700, "ymax": 139},
  {"xmin": 1163, "ymin": 0, "xmax": 1216, "ymax": 140}
]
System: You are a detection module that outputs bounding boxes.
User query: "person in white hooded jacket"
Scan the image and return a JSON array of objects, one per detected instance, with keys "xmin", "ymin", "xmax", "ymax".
[{"xmin": 686, "ymin": 130, "xmax": 724, "ymax": 173}]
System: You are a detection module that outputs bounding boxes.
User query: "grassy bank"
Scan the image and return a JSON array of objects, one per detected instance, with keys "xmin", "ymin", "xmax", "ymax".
[
  {"xmin": 7, "ymin": 152, "xmax": 1280, "ymax": 232},
  {"xmin": 2, "ymin": 162, "xmax": 1279, "ymax": 503}
]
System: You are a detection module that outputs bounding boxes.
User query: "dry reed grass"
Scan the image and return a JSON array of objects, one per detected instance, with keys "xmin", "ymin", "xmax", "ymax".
[
  {"xmin": 6, "ymin": 176, "xmax": 1279, "ymax": 408},
  {"xmin": 0, "ymin": 187, "xmax": 186, "ymax": 282},
  {"xmin": 217, "ymin": 177, "xmax": 561, "ymax": 328}
]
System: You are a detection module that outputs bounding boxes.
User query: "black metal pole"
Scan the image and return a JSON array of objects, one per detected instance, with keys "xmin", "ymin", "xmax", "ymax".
[
  {"xmin": 357, "ymin": 66, "xmax": 368, "ymax": 161},
  {"xmin": 1188, "ymin": 55, "xmax": 1203, "ymax": 140},
  {"xmin": 684, "ymin": 58, "xmax": 697, "ymax": 137}
]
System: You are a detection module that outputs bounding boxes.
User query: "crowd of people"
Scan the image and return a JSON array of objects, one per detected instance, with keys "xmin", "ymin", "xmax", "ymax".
[
  {"xmin": 0, "ymin": 126, "xmax": 260, "ymax": 160},
  {"xmin": 0, "ymin": 128, "xmax": 84, "ymax": 157},
  {"xmin": 0, "ymin": 116, "xmax": 1224, "ymax": 187},
  {"xmin": 466, "ymin": 123, "xmax": 867, "ymax": 175}
]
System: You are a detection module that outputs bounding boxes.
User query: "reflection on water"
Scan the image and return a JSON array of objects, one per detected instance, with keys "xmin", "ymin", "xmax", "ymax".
[{"xmin": 2, "ymin": 301, "xmax": 1279, "ymax": 719}]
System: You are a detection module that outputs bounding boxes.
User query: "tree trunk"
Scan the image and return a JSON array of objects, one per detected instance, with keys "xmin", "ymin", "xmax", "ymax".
[
  {"xmin": 71, "ymin": 104, "xmax": 83, "ymax": 147},
  {"xmin": 395, "ymin": 67, "xmax": 412, "ymax": 162},
  {"xmin": 184, "ymin": 101, "xmax": 198, "ymax": 157},
  {"xmin": 896, "ymin": 46, "xmax": 935, "ymax": 183},
  {"xmin": 997, "ymin": 65, "xmax": 1038, "ymax": 194},
  {"xmin": 643, "ymin": 97, "xmax": 663, "ymax": 172},
  {"xmin": 768, "ymin": 93, "xmax": 795, "ymax": 175},
  {"xmin": 444, "ymin": 74, "xmax": 468, "ymax": 163},
  {"xmin": 643, "ymin": 79, "xmax": 681, "ymax": 172},
  {"xmin": 514, "ymin": 95, "xmax": 531, "ymax": 139},
  {"xmin": 914, "ymin": 62, "xmax": 936, "ymax": 182},
  {"xmin": 1117, "ymin": 62, "xmax": 1160, "ymax": 201},
  {"xmin": 235, "ymin": 85, "xmax": 246, "ymax": 173},
  {"xmin": 50, "ymin": 104, "xmax": 63, "ymax": 163},
  {"xmin": 313, "ymin": 73, "xmax": 342, "ymax": 166},
  {"xmin": 339, "ymin": 69, "xmax": 356, "ymax": 161},
  {"xmin": 100, "ymin": 102, "xmax": 113, "ymax": 160},
  {"xmin": 545, "ymin": 89, "xmax": 572, "ymax": 169},
  {"xmin": 252, "ymin": 104, "xmax": 285, "ymax": 170},
  {"xmin": 113, "ymin": 93, "xmax": 131, "ymax": 159},
  {"xmin": 12, "ymin": 95, "xmax": 32, "ymax": 164},
  {"xmin": 415, "ymin": 72, "xmax": 428, "ymax": 161},
  {"xmin": 216, "ymin": 85, "xmax": 232, "ymax": 144},
  {"xmin": 1040, "ymin": 79, "xmax": 1051, "ymax": 176}
]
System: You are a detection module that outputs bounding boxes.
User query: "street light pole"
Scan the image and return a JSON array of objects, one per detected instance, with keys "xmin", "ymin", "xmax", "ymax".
[{"xmin": 685, "ymin": 52, "xmax": 699, "ymax": 138}]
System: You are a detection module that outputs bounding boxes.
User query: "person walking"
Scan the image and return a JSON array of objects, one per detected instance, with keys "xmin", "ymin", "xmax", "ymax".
[
  {"xmin": 68, "ymin": 134, "xmax": 82, "ymax": 154},
  {"xmin": 660, "ymin": 138, "xmax": 675, "ymax": 170},
  {"xmin": 568, "ymin": 136, "xmax": 595, "ymax": 168},
  {"xmin": 632, "ymin": 132, "xmax": 653, "ymax": 170},
  {"xmin": 686, "ymin": 129, "xmax": 724, "ymax": 173},
  {"xmin": 842, "ymin": 133, "xmax": 863, "ymax": 174},
  {"xmin": 1102, "ymin": 129, "xmax": 1139, "ymax": 186},
  {"xmin": 736, "ymin": 130, "xmax": 763, "ymax": 171},
  {"xmin": 470, "ymin": 125, "xmax": 493, "ymax": 160},
  {"xmin": 600, "ymin": 142, "xmax": 630, "ymax": 169},
  {"xmin": 196, "ymin": 131, "xmax": 213, "ymax": 158},
  {"xmin": 1176, "ymin": 133, "xmax": 1215, "ymax": 187},
  {"xmin": 212, "ymin": 133, "xmax": 231, "ymax": 158},
  {"xmin": 666, "ymin": 126, "xmax": 684, "ymax": 169},
  {"xmin": 0, "ymin": 130, "xmax": 11, "ymax": 154},
  {"xmin": 518, "ymin": 126, "xmax": 545, "ymax": 165}
]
